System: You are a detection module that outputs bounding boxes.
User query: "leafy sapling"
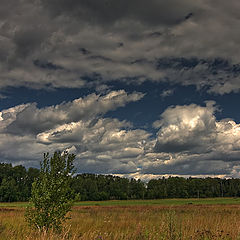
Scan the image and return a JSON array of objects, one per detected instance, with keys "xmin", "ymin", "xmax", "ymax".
[{"xmin": 25, "ymin": 151, "xmax": 76, "ymax": 232}]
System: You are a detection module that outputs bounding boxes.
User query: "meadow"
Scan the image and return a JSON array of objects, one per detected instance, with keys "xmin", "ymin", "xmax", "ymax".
[{"xmin": 1, "ymin": 198, "xmax": 240, "ymax": 239}]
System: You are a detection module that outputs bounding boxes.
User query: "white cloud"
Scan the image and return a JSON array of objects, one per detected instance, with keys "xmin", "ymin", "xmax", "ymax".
[
  {"xmin": 153, "ymin": 101, "xmax": 217, "ymax": 153},
  {"xmin": 0, "ymin": 104, "xmax": 30, "ymax": 130},
  {"xmin": 1, "ymin": 94, "xmax": 240, "ymax": 177},
  {"xmin": 142, "ymin": 102, "xmax": 240, "ymax": 176},
  {"xmin": 4, "ymin": 90, "xmax": 144, "ymax": 135},
  {"xmin": 0, "ymin": 90, "xmax": 151, "ymax": 174}
]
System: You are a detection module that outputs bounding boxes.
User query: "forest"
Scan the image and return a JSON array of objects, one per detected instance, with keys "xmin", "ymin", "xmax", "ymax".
[{"xmin": 1, "ymin": 162, "xmax": 240, "ymax": 202}]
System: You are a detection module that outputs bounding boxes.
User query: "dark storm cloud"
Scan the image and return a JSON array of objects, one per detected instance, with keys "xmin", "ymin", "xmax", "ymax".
[
  {"xmin": 13, "ymin": 27, "xmax": 49, "ymax": 58},
  {"xmin": 155, "ymin": 57, "xmax": 240, "ymax": 94},
  {"xmin": 142, "ymin": 159, "xmax": 233, "ymax": 175},
  {"xmin": 33, "ymin": 60, "xmax": 64, "ymax": 70},
  {"xmin": 1, "ymin": 0, "xmax": 240, "ymax": 93},
  {"xmin": 40, "ymin": 0, "xmax": 197, "ymax": 26},
  {"xmin": 141, "ymin": 146, "xmax": 240, "ymax": 176}
]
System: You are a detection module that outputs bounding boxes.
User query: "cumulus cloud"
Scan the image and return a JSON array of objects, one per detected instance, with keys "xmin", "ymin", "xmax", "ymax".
[
  {"xmin": 143, "ymin": 102, "xmax": 240, "ymax": 176},
  {"xmin": 153, "ymin": 101, "xmax": 217, "ymax": 153},
  {"xmin": 36, "ymin": 116, "xmax": 151, "ymax": 174},
  {"xmin": 1, "ymin": 92, "xmax": 240, "ymax": 177},
  {"xmin": 0, "ymin": 90, "xmax": 150, "ymax": 174},
  {"xmin": 0, "ymin": 0, "xmax": 240, "ymax": 93},
  {"xmin": 5, "ymin": 90, "xmax": 144, "ymax": 135}
]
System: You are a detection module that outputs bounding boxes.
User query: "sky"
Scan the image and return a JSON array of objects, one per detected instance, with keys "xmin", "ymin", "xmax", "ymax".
[{"xmin": 1, "ymin": 0, "xmax": 240, "ymax": 180}]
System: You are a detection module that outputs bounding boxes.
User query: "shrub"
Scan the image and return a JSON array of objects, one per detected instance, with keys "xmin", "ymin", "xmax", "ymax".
[{"xmin": 25, "ymin": 151, "xmax": 76, "ymax": 232}]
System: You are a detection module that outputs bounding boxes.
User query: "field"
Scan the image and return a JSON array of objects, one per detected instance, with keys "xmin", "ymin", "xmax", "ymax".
[{"xmin": 1, "ymin": 198, "xmax": 240, "ymax": 239}]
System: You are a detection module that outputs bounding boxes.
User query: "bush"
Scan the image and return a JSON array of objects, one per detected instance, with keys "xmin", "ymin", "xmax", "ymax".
[{"xmin": 25, "ymin": 151, "xmax": 76, "ymax": 232}]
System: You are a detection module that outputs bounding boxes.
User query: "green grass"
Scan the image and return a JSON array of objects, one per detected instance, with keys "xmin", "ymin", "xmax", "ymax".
[
  {"xmin": 1, "ymin": 197, "xmax": 240, "ymax": 208},
  {"xmin": 0, "ymin": 202, "xmax": 29, "ymax": 208},
  {"xmin": 74, "ymin": 197, "xmax": 240, "ymax": 206}
]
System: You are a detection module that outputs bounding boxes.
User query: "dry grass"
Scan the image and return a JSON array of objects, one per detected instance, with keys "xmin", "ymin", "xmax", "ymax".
[{"xmin": 1, "ymin": 204, "xmax": 240, "ymax": 239}]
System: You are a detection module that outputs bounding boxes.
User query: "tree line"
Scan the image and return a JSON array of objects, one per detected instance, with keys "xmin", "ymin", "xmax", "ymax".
[{"xmin": 1, "ymin": 162, "xmax": 240, "ymax": 202}]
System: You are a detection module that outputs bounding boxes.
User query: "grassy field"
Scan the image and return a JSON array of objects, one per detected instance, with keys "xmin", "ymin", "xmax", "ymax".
[
  {"xmin": 1, "ymin": 197, "xmax": 240, "ymax": 208},
  {"xmin": 1, "ymin": 198, "xmax": 240, "ymax": 239},
  {"xmin": 74, "ymin": 197, "xmax": 240, "ymax": 206}
]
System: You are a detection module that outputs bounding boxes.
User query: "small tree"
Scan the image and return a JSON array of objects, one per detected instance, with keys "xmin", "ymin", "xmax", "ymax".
[{"xmin": 25, "ymin": 151, "xmax": 76, "ymax": 232}]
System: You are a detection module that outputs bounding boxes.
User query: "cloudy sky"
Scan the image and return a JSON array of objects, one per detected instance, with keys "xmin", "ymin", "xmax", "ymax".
[{"xmin": 1, "ymin": 0, "xmax": 240, "ymax": 180}]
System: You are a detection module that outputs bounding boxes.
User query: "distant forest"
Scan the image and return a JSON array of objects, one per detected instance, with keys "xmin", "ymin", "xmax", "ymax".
[{"xmin": 1, "ymin": 163, "xmax": 240, "ymax": 202}]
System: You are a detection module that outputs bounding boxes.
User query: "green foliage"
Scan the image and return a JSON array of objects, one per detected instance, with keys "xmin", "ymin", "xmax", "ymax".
[
  {"xmin": 25, "ymin": 151, "xmax": 75, "ymax": 232},
  {"xmin": 0, "ymin": 163, "xmax": 39, "ymax": 202},
  {"xmin": 2, "ymin": 159, "xmax": 240, "ymax": 203},
  {"xmin": 71, "ymin": 174, "xmax": 147, "ymax": 201}
]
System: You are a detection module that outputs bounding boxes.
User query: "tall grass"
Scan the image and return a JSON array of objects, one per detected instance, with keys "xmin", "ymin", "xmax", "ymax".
[{"xmin": 1, "ymin": 204, "xmax": 240, "ymax": 239}]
